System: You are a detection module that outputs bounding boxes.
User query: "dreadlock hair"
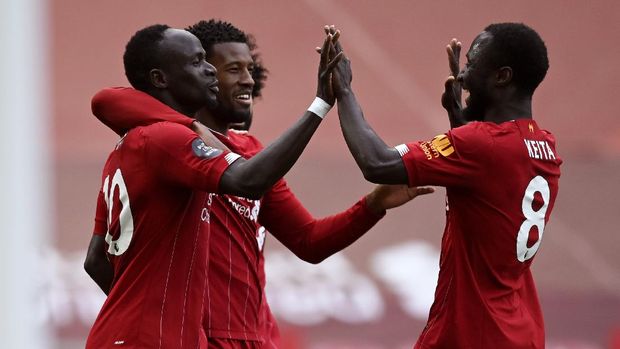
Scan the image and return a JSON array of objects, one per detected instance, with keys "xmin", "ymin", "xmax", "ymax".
[
  {"xmin": 483, "ymin": 23, "xmax": 549, "ymax": 96},
  {"xmin": 123, "ymin": 24, "xmax": 170, "ymax": 92},
  {"xmin": 186, "ymin": 19, "xmax": 268, "ymax": 98}
]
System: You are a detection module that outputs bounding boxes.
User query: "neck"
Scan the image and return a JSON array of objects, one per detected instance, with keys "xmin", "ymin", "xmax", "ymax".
[
  {"xmin": 152, "ymin": 92, "xmax": 196, "ymax": 117},
  {"xmin": 483, "ymin": 94, "xmax": 533, "ymax": 123},
  {"xmin": 195, "ymin": 108, "xmax": 230, "ymax": 135}
]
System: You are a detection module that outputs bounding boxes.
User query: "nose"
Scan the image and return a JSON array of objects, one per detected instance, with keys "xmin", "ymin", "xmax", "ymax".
[
  {"xmin": 205, "ymin": 62, "xmax": 217, "ymax": 76},
  {"xmin": 240, "ymin": 68, "xmax": 254, "ymax": 87}
]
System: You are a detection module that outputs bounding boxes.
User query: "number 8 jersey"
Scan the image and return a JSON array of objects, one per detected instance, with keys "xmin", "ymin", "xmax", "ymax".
[
  {"xmin": 395, "ymin": 119, "xmax": 561, "ymax": 349},
  {"xmin": 87, "ymin": 122, "xmax": 239, "ymax": 349}
]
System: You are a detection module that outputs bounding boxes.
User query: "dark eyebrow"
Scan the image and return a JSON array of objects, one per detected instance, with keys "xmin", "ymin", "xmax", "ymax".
[{"xmin": 224, "ymin": 60, "xmax": 254, "ymax": 68}]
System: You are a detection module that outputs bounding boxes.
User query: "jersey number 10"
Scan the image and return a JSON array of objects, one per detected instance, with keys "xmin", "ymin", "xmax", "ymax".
[{"xmin": 102, "ymin": 169, "xmax": 134, "ymax": 256}]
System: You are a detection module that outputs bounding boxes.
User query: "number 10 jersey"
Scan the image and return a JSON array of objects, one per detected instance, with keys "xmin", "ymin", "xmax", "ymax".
[{"xmin": 87, "ymin": 122, "xmax": 237, "ymax": 349}]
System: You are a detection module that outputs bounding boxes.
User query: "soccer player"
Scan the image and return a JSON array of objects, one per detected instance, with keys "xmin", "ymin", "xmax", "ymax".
[
  {"xmin": 84, "ymin": 23, "xmax": 349, "ymax": 348},
  {"xmin": 89, "ymin": 20, "xmax": 433, "ymax": 349},
  {"xmin": 328, "ymin": 23, "xmax": 562, "ymax": 348}
]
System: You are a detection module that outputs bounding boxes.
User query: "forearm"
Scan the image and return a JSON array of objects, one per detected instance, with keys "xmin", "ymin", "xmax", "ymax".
[
  {"xmin": 92, "ymin": 87, "xmax": 194, "ymax": 136},
  {"xmin": 86, "ymin": 261, "xmax": 113, "ymax": 295},
  {"xmin": 84, "ymin": 235, "xmax": 113, "ymax": 295},
  {"xmin": 337, "ymin": 91, "xmax": 408, "ymax": 184},
  {"xmin": 282, "ymin": 198, "xmax": 382, "ymax": 264},
  {"xmin": 219, "ymin": 111, "xmax": 322, "ymax": 198}
]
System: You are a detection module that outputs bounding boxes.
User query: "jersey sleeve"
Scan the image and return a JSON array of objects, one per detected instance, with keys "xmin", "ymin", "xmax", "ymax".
[
  {"xmin": 141, "ymin": 122, "xmax": 241, "ymax": 192},
  {"xmin": 92, "ymin": 87, "xmax": 195, "ymax": 136},
  {"xmin": 93, "ymin": 189, "xmax": 108, "ymax": 236},
  {"xmin": 395, "ymin": 123, "xmax": 491, "ymax": 188},
  {"xmin": 258, "ymin": 180, "xmax": 384, "ymax": 263}
]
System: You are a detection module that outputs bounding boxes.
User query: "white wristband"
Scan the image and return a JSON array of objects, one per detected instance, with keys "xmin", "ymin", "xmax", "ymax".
[{"xmin": 307, "ymin": 97, "xmax": 332, "ymax": 119}]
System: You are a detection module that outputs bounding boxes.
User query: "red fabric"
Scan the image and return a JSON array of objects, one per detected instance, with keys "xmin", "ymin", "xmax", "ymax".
[
  {"xmin": 87, "ymin": 122, "xmax": 232, "ymax": 349},
  {"xmin": 92, "ymin": 190, "xmax": 107, "ymax": 236},
  {"xmin": 205, "ymin": 131, "xmax": 383, "ymax": 342},
  {"xmin": 91, "ymin": 87, "xmax": 384, "ymax": 345},
  {"xmin": 399, "ymin": 120, "xmax": 562, "ymax": 349},
  {"xmin": 92, "ymin": 87, "xmax": 195, "ymax": 136}
]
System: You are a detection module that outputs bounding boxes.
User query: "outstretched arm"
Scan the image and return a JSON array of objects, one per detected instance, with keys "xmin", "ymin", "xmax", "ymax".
[
  {"xmin": 261, "ymin": 181, "xmax": 433, "ymax": 264},
  {"xmin": 93, "ymin": 34, "xmax": 342, "ymax": 199},
  {"xmin": 92, "ymin": 88, "xmax": 230, "ymax": 150},
  {"xmin": 217, "ymin": 33, "xmax": 343, "ymax": 198},
  {"xmin": 322, "ymin": 26, "xmax": 407, "ymax": 185},
  {"xmin": 91, "ymin": 87, "xmax": 195, "ymax": 136},
  {"xmin": 335, "ymin": 87, "xmax": 409, "ymax": 184}
]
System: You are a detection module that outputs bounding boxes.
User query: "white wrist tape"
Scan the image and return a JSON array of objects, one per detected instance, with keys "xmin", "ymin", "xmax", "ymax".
[{"xmin": 307, "ymin": 97, "xmax": 332, "ymax": 119}]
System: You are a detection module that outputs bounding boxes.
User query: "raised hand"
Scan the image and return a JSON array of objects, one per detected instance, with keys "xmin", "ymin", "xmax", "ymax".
[
  {"xmin": 365, "ymin": 184, "xmax": 435, "ymax": 215},
  {"xmin": 441, "ymin": 38, "xmax": 466, "ymax": 128},
  {"xmin": 316, "ymin": 32, "xmax": 344, "ymax": 105},
  {"xmin": 324, "ymin": 25, "xmax": 343, "ymax": 55}
]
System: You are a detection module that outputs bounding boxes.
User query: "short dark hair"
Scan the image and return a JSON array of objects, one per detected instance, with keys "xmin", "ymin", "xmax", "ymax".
[
  {"xmin": 123, "ymin": 24, "xmax": 170, "ymax": 91},
  {"xmin": 186, "ymin": 19, "xmax": 268, "ymax": 98},
  {"xmin": 483, "ymin": 23, "xmax": 549, "ymax": 95}
]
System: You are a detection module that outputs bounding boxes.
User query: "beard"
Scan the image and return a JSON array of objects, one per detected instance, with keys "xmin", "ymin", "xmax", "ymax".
[
  {"xmin": 462, "ymin": 93, "xmax": 487, "ymax": 122},
  {"xmin": 205, "ymin": 93, "xmax": 219, "ymax": 110},
  {"xmin": 212, "ymin": 103, "xmax": 252, "ymax": 124}
]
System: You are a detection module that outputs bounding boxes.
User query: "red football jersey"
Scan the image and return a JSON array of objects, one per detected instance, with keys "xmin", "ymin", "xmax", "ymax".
[
  {"xmin": 204, "ymin": 130, "xmax": 383, "ymax": 342},
  {"xmin": 395, "ymin": 120, "xmax": 561, "ymax": 348},
  {"xmin": 91, "ymin": 87, "xmax": 385, "ymax": 345},
  {"xmin": 87, "ymin": 122, "xmax": 239, "ymax": 349}
]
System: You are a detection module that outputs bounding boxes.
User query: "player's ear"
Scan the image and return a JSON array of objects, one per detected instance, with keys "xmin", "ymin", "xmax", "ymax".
[
  {"xmin": 149, "ymin": 69, "xmax": 168, "ymax": 89},
  {"xmin": 496, "ymin": 66, "xmax": 512, "ymax": 87}
]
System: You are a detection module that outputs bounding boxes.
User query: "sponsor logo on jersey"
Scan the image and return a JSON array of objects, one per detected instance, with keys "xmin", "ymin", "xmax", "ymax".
[
  {"xmin": 419, "ymin": 134, "xmax": 455, "ymax": 160},
  {"xmin": 528, "ymin": 123, "xmax": 534, "ymax": 133},
  {"xmin": 192, "ymin": 138, "xmax": 223, "ymax": 159},
  {"xmin": 226, "ymin": 195, "xmax": 261, "ymax": 223},
  {"xmin": 431, "ymin": 135, "xmax": 455, "ymax": 157},
  {"xmin": 524, "ymin": 139, "xmax": 556, "ymax": 161}
]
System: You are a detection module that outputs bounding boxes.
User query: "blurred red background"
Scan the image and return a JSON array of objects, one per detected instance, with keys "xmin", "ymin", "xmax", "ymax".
[{"xmin": 48, "ymin": 1, "xmax": 620, "ymax": 348}]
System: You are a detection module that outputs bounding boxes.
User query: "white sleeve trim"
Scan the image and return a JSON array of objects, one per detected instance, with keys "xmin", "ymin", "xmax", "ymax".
[
  {"xmin": 394, "ymin": 144, "xmax": 410, "ymax": 157},
  {"xmin": 224, "ymin": 152, "xmax": 242, "ymax": 164}
]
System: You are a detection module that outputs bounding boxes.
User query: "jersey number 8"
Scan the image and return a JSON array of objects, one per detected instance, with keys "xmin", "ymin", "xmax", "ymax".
[
  {"xmin": 102, "ymin": 169, "xmax": 134, "ymax": 256},
  {"xmin": 516, "ymin": 175, "xmax": 549, "ymax": 262}
]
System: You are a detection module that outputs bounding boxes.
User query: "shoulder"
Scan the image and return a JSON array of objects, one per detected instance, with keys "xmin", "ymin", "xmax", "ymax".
[
  {"xmin": 446, "ymin": 122, "xmax": 494, "ymax": 153},
  {"xmin": 124, "ymin": 122, "xmax": 200, "ymax": 157},
  {"xmin": 450, "ymin": 121, "xmax": 494, "ymax": 138},
  {"xmin": 138, "ymin": 121, "xmax": 196, "ymax": 142},
  {"xmin": 228, "ymin": 129, "xmax": 264, "ymax": 152}
]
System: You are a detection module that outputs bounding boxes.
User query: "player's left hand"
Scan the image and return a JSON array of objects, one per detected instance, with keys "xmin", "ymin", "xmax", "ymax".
[
  {"xmin": 190, "ymin": 120, "xmax": 231, "ymax": 150},
  {"xmin": 316, "ymin": 29, "xmax": 344, "ymax": 105},
  {"xmin": 365, "ymin": 184, "xmax": 434, "ymax": 215}
]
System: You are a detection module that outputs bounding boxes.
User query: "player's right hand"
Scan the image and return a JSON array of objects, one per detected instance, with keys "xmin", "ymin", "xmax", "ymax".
[
  {"xmin": 365, "ymin": 184, "xmax": 435, "ymax": 215},
  {"xmin": 441, "ymin": 38, "xmax": 466, "ymax": 128},
  {"xmin": 316, "ymin": 25, "xmax": 351, "ymax": 100}
]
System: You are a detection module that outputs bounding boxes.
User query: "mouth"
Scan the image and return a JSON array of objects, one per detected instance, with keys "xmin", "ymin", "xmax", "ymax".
[
  {"xmin": 234, "ymin": 92, "xmax": 252, "ymax": 106},
  {"xmin": 208, "ymin": 80, "xmax": 219, "ymax": 95},
  {"xmin": 462, "ymin": 87, "xmax": 471, "ymax": 106}
]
